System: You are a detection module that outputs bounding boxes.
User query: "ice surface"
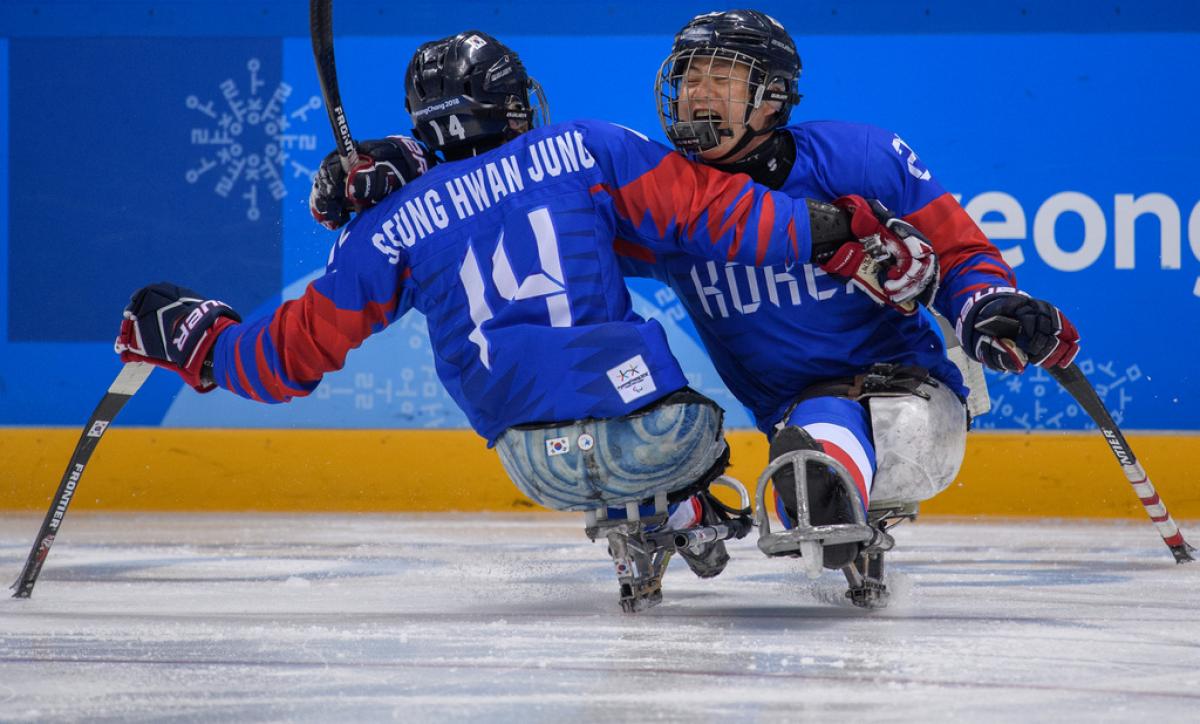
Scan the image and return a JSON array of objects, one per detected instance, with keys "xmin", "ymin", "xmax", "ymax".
[{"xmin": 2, "ymin": 513, "xmax": 1199, "ymax": 722}]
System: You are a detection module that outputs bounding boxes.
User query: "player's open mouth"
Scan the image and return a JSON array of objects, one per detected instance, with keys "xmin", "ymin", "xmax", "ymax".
[{"xmin": 692, "ymin": 110, "xmax": 724, "ymax": 124}]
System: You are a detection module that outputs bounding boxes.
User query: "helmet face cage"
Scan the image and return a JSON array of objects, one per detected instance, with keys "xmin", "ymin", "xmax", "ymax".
[
  {"xmin": 655, "ymin": 48, "xmax": 769, "ymax": 155},
  {"xmin": 654, "ymin": 9, "xmax": 801, "ymax": 156},
  {"xmin": 523, "ymin": 78, "xmax": 551, "ymax": 133}
]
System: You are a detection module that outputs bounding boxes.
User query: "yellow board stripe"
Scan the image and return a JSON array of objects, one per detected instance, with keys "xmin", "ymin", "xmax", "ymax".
[{"xmin": 2, "ymin": 428, "xmax": 1197, "ymax": 518}]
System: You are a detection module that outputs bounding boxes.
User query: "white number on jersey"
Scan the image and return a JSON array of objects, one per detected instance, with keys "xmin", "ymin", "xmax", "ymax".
[{"xmin": 459, "ymin": 207, "xmax": 571, "ymax": 369}]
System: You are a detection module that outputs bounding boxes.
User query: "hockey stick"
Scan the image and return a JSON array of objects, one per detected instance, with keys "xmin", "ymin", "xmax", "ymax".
[
  {"xmin": 972, "ymin": 316, "xmax": 1195, "ymax": 563},
  {"xmin": 10, "ymin": 362, "xmax": 154, "ymax": 598},
  {"xmin": 310, "ymin": 0, "xmax": 359, "ymax": 172},
  {"xmin": 850, "ymin": 231, "xmax": 1195, "ymax": 562},
  {"xmin": 1048, "ymin": 363, "xmax": 1195, "ymax": 563}
]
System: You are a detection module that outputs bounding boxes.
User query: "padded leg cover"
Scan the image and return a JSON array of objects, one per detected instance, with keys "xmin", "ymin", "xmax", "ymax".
[
  {"xmin": 495, "ymin": 393, "xmax": 726, "ymax": 511},
  {"xmin": 868, "ymin": 380, "xmax": 967, "ymax": 509}
]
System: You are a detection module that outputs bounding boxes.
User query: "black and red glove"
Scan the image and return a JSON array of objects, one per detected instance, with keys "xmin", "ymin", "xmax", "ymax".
[
  {"xmin": 113, "ymin": 283, "xmax": 240, "ymax": 391},
  {"xmin": 818, "ymin": 195, "xmax": 939, "ymax": 315},
  {"xmin": 957, "ymin": 288, "xmax": 1080, "ymax": 373},
  {"xmin": 309, "ymin": 136, "xmax": 435, "ymax": 230}
]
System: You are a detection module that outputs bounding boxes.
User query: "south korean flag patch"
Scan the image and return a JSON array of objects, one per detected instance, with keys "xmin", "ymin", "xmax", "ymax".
[{"xmin": 546, "ymin": 436, "xmax": 570, "ymax": 457}]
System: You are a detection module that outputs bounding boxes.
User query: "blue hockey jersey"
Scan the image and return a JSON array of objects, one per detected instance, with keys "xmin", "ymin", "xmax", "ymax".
[
  {"xmin": 208, "ymin": 120, "xmax": 819, "ymax": 443},
  {"xmin": 619, "ymin": 121, "xmax": 1017, "ymax": 434}
]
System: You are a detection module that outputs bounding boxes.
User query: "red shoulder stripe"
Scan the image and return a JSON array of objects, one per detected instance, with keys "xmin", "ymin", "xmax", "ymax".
[
  {"xmin": 267, "ymin": 283, "xmax": 399, "ymax": 387},
  {"xmin": 598, "ymin": 153, "xmax": 763, "ymax": 251},
  {"xmin": 254, "ymin": 327, "xmax": 310, "ymax": 401},
  {"xmin": 904, "ymin": 193, "xmax": 1016, "ymax": 285},
  {"xmin": 233, "ymin": 335, "xmax": 265, "ymax": 403},
  {"xmin": 755, "ymin": 192, "xmax": 776, "ymax": 266},
  {"xmin": 714, "ymin": 187, "xmax": 754, "ymax": 261}
]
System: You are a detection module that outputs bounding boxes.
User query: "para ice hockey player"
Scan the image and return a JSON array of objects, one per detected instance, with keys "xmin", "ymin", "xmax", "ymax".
[
  {"xmin": 114, "ymin": 31, "xmax": 918, "ymax": 611},
  {"xmin": 306, "ymin": 22, "xmax": 1073, "ymax": 606},
  {"xmin": 642, "ymin": 8, "xmax": 1082, "ymax": 598}
]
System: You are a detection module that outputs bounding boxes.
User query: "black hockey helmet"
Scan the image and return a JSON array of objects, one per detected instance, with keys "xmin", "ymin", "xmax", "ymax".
[
  {"xmin": 405, "ymin": 31, "xmax": 549, "ymax": 160},
  {"xmin": 655, "ymin": 9, "xmax": 802, "ymax": 158}
]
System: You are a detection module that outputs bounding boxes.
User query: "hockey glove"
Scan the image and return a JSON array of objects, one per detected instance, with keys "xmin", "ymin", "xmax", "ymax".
[
  {"xmin": 114, "ymin": 283, "xmax": 241, "ymax": 391},
  {"xmin": 956, "ymin": 288, "xmax": 1080, "ymax": 373},
  {"xmin": 819, "ymin": 195, "xmax": 939, "ymax": 315},
  {"xmin": 309, "ymin": 136, "xmax": 435, "ymax": 230}
]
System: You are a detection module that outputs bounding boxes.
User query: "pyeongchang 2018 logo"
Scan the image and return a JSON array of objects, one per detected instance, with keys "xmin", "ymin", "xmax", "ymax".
[{"xmin": 184, "ymin": 58, "xmax": 325, "ymax": 221}]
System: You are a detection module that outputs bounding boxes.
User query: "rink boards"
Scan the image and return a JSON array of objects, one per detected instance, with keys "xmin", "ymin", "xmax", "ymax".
[{"xmin": 2, "ymin": 428, "xmax": 1197, "ymax": 518}]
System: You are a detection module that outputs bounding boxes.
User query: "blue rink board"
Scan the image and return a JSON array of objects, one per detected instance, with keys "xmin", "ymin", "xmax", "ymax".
[{"xmin": 2, "ymin": 12, "xmax": 1198, "ymax": 430}]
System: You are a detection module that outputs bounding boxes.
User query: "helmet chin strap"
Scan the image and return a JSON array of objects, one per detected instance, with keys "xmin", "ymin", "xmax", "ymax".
[{"xmin": 705, "ymin": 119, "xmax": 772, "ymax": 164}]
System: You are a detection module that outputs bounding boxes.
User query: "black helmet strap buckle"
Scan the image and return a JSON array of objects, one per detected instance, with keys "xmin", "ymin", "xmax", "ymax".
[{"xmin": 704, "ymin": 115, "xmax": 772, "ymax": 164}]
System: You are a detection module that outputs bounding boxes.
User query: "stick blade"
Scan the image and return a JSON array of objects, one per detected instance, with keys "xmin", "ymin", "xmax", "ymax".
[
  {"xmin": 1171, "ymin": 541, "xmax": 1197, "ymax": 564},
  {"xmin": 9, "ymin": 363, "xmax": 153, "ymax": 599}
]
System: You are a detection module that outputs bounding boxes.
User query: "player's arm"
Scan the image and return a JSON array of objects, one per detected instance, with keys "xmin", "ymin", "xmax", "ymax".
[
  {"xmin": 116, "ymin": 220, "xmax": 415, "ymax": 401},
  {"xmin": 850, "ymin": 125, "xmax": 1079, "ymax": 370},
  {"xmin": 827, "ymin": 125, "xmax": 1014, "ymax": 319},
  {"xmin": 584, "ymin": 122, "xmax": 874, "ymax": 271}
]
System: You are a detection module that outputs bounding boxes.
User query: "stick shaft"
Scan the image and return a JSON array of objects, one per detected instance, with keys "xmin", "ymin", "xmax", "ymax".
[
  {"xmin": 1048, "ymin": 363, "xmax": 1194, "ymax": 563},
  {"xmin": 309, "ymin": 0, "xmax": 358, "ymax": 171},
  {"xmin": 10, "ymin": 363, "xmax": 153, "ymax": 598}
]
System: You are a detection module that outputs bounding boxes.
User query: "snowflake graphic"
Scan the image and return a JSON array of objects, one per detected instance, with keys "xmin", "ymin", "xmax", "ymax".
[
  {"xmin": 974, "ymin": 357, "xmax": 1148, "ymax": 430},
  {"xmin": 184, "ymin": 58, "xmax": 324, "ymax": 220}
]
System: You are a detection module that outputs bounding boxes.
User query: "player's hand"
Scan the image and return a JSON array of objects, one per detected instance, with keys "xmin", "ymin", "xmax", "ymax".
[
  {"xmin": 957, "ymin": 288, "xmax": 1080, "ymax": 373},
  {"xmin": 819, "ymin": 195, "xmax": 939, "ymax": 315},
  {"xmin": 114, "ymin": 283, "xmax": 241, "ymax": 391},
  {"xmin": 309, "ymin": 136, "xmax": 435, "ymax": 230}
]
